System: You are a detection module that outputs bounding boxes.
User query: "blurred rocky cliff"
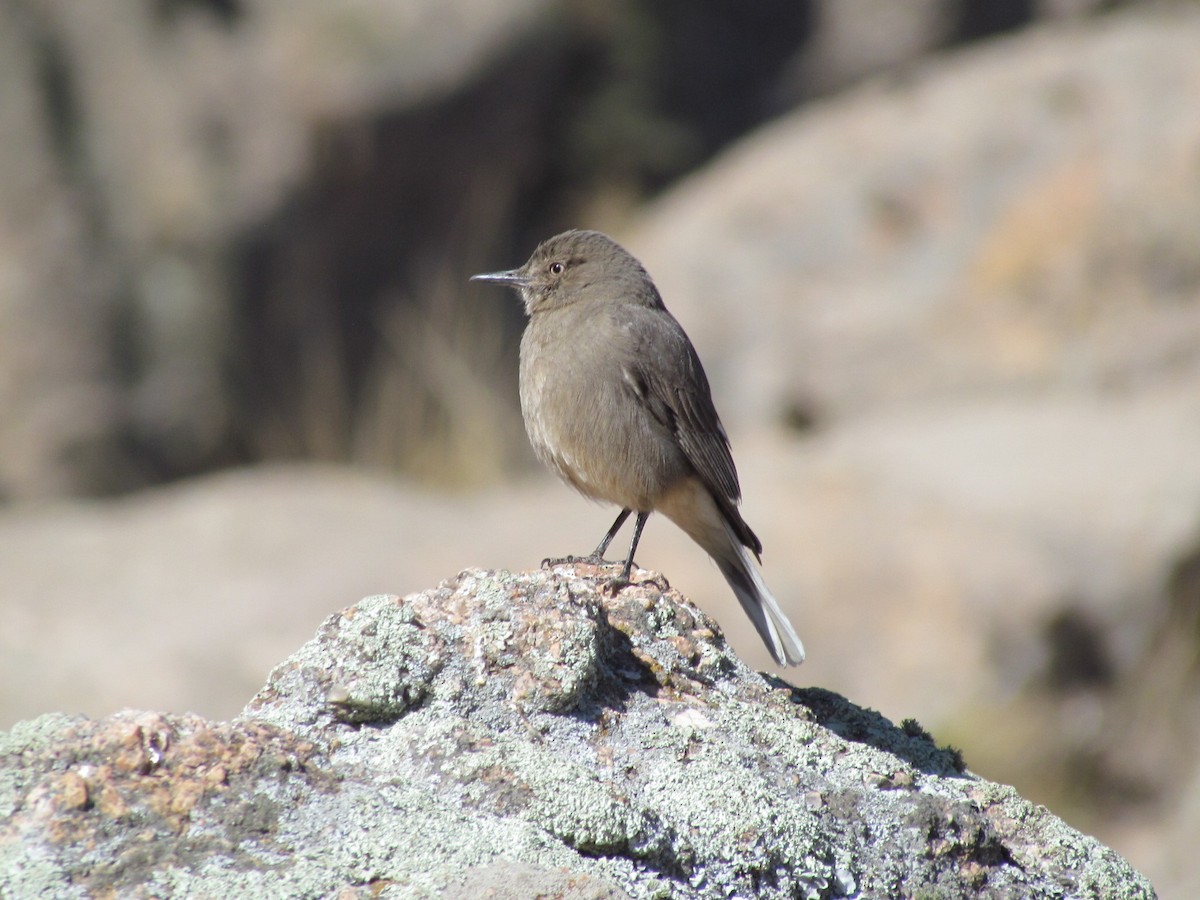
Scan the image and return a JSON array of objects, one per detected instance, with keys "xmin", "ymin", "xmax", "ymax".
[
  {"xmin": 1, "ymin": 1, "xmax": 1196, "ymax": 896},
  {"xmin": 0, "ymin": 0, "xmax": 1120, "ymax": 497}
]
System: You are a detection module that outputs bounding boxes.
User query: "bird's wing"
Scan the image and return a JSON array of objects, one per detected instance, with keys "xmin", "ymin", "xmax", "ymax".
[{"xmin": 617, "ymin": 307, "xmax": 742, "ymax": 504}]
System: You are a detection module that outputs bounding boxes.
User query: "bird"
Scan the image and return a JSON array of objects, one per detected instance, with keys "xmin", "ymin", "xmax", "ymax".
[{"xmin": 471, "ymin": 229, "xmax": 805, "ymax": 666}]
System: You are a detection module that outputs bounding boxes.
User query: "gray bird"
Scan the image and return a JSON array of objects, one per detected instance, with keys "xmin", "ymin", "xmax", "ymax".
[{"xmin": 472, "ymin": 229, "xmax": 805, "ymax": 666}]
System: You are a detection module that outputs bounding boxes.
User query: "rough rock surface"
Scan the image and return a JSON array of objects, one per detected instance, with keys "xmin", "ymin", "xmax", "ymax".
[{"xmin": 0, "ymin": 567, "xmax": 1153, "ymax": 898}]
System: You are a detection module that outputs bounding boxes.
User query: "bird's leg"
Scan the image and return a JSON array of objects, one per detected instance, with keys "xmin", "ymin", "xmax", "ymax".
[
  {"xmin": 604, "ymin": 511, "xmax": 650, "ymax": 593},
  {"xmin": 591, "ymin": 508, "xmax": 632, "ymax": 561},
  {"xmin": 541, "ymin": 508, "xmax": 632, "ymax": 568}
]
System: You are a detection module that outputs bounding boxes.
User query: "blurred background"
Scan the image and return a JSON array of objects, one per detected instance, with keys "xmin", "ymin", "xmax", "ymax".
[{"xmin": 2, "ymin": 0, "xmax": 1199, "ymax": 893}]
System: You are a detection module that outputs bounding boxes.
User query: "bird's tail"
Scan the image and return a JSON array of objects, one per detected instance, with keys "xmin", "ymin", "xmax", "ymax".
[
  {"xmin": 658, "ymin": 479, "xmax": 805, "ymax": 666},
  {"xmin": 714, "ymin": 532, "xmax": 806, "ymax": 666}
]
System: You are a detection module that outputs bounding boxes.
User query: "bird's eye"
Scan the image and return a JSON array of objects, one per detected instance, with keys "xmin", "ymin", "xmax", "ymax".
[{"xmin": 549, "ymin": 262, "xmax": 564, "ymax": 275}]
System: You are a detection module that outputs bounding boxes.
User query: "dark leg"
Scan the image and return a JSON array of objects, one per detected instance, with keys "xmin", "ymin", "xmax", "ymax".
[
  {"xmin": 617, "ymin": 511, "xmax": 650, "ymax": 581},
  {"xmin": 592, "ymin": 508, "xmax": 632, "ymax": 560},
  {"xmin": 541, "ymin": 508, "xmax": 632, "ymax": 568}
]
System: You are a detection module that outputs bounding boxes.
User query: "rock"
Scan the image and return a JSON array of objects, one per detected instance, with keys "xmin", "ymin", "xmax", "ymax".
[
  {"xmin": 0, "ymin": 568, "xmax": 1153, "ymax": 898},
  {"xmin": 635, "ymin": 5, "xmax": 1200, "ymax": 430}
]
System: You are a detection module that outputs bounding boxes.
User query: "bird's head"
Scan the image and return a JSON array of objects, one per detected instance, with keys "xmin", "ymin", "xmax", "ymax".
[{"xmin": 471, "ymin": 229, "xmax": 662, "ymax": 315}]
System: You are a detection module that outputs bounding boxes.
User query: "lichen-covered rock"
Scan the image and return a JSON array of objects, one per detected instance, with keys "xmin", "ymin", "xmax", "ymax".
[{"xmin": 0, "ymin": 566, "xmax": 1154, "ymax": 898}]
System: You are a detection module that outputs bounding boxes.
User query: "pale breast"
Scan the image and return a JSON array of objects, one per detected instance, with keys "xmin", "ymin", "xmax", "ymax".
[{"xmin": 518, "ymin": 312, "xmax": 687, "ymax": 510}]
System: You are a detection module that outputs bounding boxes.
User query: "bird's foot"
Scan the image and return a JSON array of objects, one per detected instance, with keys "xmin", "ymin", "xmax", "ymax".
[
  {"xmin": 639, "ymin": 571, "xmax": 671, "ymax": 592},
  {"xmin": 600, "ymin": 574, "xmax": 632, "ymax": 596},
  {"xmin": 601, "ymin": 567, "xmax": 668, "ymax": 595},
  {"xmin": 600, "ymin": 558, "xmax": 641, "ymax": 595},
  {"xmin": 541, "ymin": 553, "xmax": 618, "ymax": 569}
]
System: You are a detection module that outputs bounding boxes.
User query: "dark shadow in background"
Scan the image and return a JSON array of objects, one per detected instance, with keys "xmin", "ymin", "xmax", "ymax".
[
  {"xmin": 225, "ymin": 2, "xmax": 819, "ymax": 482},
  {"xmin": 8, "ymin": 0, "xmax": 1082, "ymax": 493}
]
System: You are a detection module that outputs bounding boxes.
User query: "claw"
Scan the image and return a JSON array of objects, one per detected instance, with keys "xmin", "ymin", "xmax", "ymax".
[
  {"xmin": 542, "ymin": 554, "xmax": 595, "ymax": 568},
  {"xmin": 601, "ymin": 575, "xmax": 632, "ymax": 596}
]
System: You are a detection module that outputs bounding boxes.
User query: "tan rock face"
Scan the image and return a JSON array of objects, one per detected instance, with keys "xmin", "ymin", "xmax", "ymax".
[{"xmin": 636, "ymin": 10, "xmax": 1200, "ymax": 426}]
